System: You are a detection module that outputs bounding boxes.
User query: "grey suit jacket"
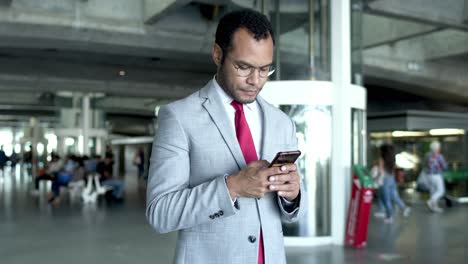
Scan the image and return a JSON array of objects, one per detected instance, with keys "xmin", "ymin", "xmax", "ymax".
[{"xmin": 146, "ymin": 80, "xmax": 307, "ymax": 264}]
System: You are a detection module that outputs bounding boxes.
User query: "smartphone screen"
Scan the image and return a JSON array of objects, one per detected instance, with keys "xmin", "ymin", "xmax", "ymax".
[{"xmin": 269, "ymin": 150, "xmax": 301, "ymax": 167}]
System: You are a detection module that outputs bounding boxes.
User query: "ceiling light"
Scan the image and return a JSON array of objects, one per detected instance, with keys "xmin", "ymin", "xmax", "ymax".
[
  {"xmin": 407, "ymin": 61, "xmax": 421, "ymax": 71},
  {"xmin": 118, "ymin": 70, "xmax": 126, "ymax": 76},
  {"xmin": 429, "ymin": 129, "xmax": 465, "ymax": 136},
  {"xmin": 392, "ymin": 131, "xmax": 427, "ymax": 137},
  {"xmin": 370, "ymin": 132, "xmax": 393, "ymax": 138},
  {"xmin": 65, "ymin": 137, "xmax": 75, "ymax": 146}
]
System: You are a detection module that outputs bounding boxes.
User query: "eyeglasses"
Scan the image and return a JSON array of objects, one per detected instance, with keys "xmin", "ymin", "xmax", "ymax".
[{"xmin": 226, "ymin": 56, "xmax": 275, "ymax": 78}]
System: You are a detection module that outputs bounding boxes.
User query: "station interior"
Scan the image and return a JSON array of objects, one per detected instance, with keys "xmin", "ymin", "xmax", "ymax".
[{"xmin": 1, "ymin": 1, "xmax": 468, "ymax": 263}]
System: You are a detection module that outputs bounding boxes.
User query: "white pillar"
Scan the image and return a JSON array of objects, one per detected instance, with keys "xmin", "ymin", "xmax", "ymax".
[
  {"xmin": 30, "ymin": 117, "xmax": 39, "ymax": 178},
  {"xmin": 331, "ymin": 0, "xmax": 351, "ymax": 246},
  {"xmin": 82, "ymin": 94, "xmax": 90, "ymax": 156},
  {"xmin": 74, "ymin": 137, "xmax": 79, "ymax": 155},
  {"xmin": 96, "ymin": 136, "xmax": 105, "ymax": 158},
  {"xmin": 57, "ymin": 136, "xmax": 65, "ymax": 157}
]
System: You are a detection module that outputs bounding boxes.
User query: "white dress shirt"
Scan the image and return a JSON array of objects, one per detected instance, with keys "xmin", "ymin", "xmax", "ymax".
[
  {"xmin": 213, "ymin": 77, "xmax": 263, "ymax": 158},
  {"xmin": 213, "ymin": 77, "xmax": 295, "ymax": 207}
]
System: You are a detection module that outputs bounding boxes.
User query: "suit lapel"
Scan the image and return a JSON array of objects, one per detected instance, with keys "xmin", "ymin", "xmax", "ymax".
[
  {"xmin": 257, "ymin": 96, "xmax": 272, "ymax": 160},
  {"xmin": 200, "ymin": 81, "xmax": 246, "ymax": 169}
]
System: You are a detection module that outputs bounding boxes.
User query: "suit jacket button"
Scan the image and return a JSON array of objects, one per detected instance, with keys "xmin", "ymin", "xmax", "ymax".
[
  {"xmin": 209, "ymin": 215, "xmax": 215, "ymax": 219},
  {"xmin": 248, "ymin": 236, "xmax": 256, "ymax": 243},
  {"xmin": 218, "ymin": 210, "xmax": 224, "ymax": 216}
]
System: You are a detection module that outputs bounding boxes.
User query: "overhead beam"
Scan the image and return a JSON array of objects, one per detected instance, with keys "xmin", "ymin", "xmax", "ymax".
[
  {"xmin": 364, "ymin": 29, "xmax": 468, "ymax": 61},
  {"xmin": 0, "ymin": 15, "xmax": 212, "ymax": 61},
  {"xmin": 363, "ymin": 54, "xmax": 468, "ymax": 104},
  {"xmin": 362, "ymin": 14, "xmax": 438, "ymax": 49},
  {"xmin": 364, "ymin": 28, "xmax": 444, "ymax": 50},
  {"xmin": 0, "ymin": 0, "xmax": 12, "ymax": 7},
  {"xmin": 0, "ymin": 73, "xmax": 200, "ymax": 99},
  {"xmin": 144, "ymin": 0, "xmax": 190, "ymax": 24},
  {"xmin": 365, "ymin": 0, "xmax": 468, "ymax": 31},
  {"xmin": 464, "ymin": 0, "xmax": 468, "ymax": 23}
]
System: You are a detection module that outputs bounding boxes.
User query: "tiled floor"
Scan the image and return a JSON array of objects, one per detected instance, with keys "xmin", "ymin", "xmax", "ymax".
[{"xmin": 1, "ymin": 166, "xmax": 467, "ymax": 263}]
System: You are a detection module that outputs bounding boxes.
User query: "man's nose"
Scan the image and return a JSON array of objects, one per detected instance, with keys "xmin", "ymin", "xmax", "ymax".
[{"xmin": 246, "ymin": 69, "xmax": 261, "ymax": 85}]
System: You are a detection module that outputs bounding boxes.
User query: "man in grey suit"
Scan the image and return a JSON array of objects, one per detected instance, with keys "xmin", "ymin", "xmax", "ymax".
[{"xmin": 146, "ymin": 9, "xmax": 307, "ymax": 264}]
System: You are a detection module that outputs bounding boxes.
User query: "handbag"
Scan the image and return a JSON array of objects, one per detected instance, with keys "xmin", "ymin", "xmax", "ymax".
[
  {"xmin": 133, "ymin": 155, "xmax": 141, "ymax": 165},
  {"xmin": 416, "ymin": 169, "xmax": 430, "ymax": 192}
]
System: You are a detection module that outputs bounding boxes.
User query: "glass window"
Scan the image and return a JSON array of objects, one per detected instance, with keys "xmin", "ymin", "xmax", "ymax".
[
  {"xmin": 352, "ymin": 108, "xmax": 366, "ymax": 166},
  {"xmin": 280, "ymin": 104, "xmax": 332, "ymax": 237},
  {"xmin": 351, "ymin": 0, "xmax": 364, "ymax": 85},
  {"xmin": 270, "ymin": 0, "xmax": 331, "ymax": 81}
]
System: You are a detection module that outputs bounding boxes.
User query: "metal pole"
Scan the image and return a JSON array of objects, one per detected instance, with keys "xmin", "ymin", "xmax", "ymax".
[
  {"xmin": 260, "ymin": 0, "xmax": 268, "ymax": 16},
  {"xmin": 309, "ymin": 0, "xmax": 315, "ymax": 80},
  {"xmin": 30, "ymin": 117, "xmax": 39, "ymax": 178},
  {"xmin": 82, "ymin": 94, "xmax": 90, "ymax": 156},
  {"xmin": 274, "ymin": 0, "xmax": 281, "ymax": 80}
]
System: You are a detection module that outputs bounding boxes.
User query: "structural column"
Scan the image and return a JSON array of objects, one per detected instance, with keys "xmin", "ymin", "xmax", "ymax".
[
  {"xmin": 82, "ymin": 94, "xmax": 90, "ymax": 156},
  {"xmin": 30, "ymin": 117, "xmax": 40, "ymax": 178},
  {"xmin": 331, "ymin": 0, "xmax": 351, "ymax": 246}
]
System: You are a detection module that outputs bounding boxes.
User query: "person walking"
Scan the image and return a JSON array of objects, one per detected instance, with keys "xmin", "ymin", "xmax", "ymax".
[
  {"xmin": 0, "ymin": 145, "xmax": 7, "ymax": 176},
  {"xmin": 424, "ymin": 141, "xmax": 448, "ymax": 213},
  {"xmin": 134, "ymin": 147, "xmax": 145, "ymax": 179},
  {"xmin": 377, "ymin": 144, "xmax": 411, "ymax": 223}
]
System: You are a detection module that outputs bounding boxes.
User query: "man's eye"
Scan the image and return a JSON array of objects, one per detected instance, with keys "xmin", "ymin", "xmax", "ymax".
[
  {"xmin": 238, "ymin": 65, "xmax": 251, "ymax": 71},
  {"xmin": 259, "ymin": 67, "xmax": 270, "ymax": 72}
]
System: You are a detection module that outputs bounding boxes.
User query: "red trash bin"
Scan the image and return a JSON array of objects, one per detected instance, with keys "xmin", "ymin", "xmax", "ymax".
[{"xmin": 345, "ymin": 165, "xmax": 374, "ymax": 248}]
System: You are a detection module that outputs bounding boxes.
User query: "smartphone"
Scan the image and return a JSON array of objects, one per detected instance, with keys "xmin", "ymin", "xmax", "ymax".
[{"xmin": 268, "ymin": 150, "xmax": 301, "ymax": 167}]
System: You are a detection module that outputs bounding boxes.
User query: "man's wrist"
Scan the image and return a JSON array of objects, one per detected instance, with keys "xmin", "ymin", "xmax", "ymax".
[
  {"xmin": 281, "ymin": 192, "xmax": 300, "ymax": 212},
  {"xmin": 225, "ymin": 174, "xmax": 239, "ymax": 200},
  {"xmin": 281, "ymin": 196, "xmax": 295, "ymax": 205},
  {"xmin": 285, "ymin": 191, "xmax": 300, "ymax": 202}
]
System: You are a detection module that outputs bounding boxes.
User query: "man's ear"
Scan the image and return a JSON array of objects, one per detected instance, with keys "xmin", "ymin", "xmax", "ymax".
[{"xmin": 212, "ymin": 44, "xmax": 223, "ymax": 66}]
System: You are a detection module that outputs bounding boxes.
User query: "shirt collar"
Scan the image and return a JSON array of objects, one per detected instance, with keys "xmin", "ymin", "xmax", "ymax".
[{"xmin": 213, "ymin": 76, "xmax": 257, "ymax": 111}]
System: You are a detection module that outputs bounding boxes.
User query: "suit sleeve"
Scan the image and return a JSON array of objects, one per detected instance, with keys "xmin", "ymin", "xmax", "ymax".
[
  {"xmin": 276, "ymin": 117, "xmax": 308, "ymax": 223},
  {"xmin": 146, "ymin": 105, "xmax": 237, "ymax": 234}
]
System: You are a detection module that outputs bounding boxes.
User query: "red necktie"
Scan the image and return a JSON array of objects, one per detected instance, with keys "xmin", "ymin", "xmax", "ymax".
[{"xmin": 231, "ymin": 100, "xmax": 264, "ymax": 264}]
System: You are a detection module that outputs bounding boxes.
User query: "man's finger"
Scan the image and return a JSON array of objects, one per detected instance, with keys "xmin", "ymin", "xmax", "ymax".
[
  {"xmin": 269, "ymin": 175, "xmax": 288, "ymax": 183},
  {"xmin": 269, "ymin": 173, "xmax": 299, "ymax": 183},
  {"xmin": 268, "ymin": 182, "xmax": 297, "ymax": 191},
  {"xmin": 280, "ymin": 164, "xmax": 297, "ymax": 172}
]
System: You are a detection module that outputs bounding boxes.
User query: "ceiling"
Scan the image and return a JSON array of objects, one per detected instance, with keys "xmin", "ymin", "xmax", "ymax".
[
  {"xmin": 0, "ymin": 0, "xmax": 468, "ymax": 134},
  {"xmin": 362, "ymin": 0, "xmax": 468, "ymax": 112}
]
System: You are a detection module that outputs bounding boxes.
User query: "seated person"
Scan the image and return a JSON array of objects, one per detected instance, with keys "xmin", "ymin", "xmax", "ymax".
[
  {"xmin": 97, "ymin": 153, "xmax": 125, "ymax": 202},
  {"xmin": 48, "ymin": 155, "xmax": 76, "ymax": 204},
  {"xmin": 84, "ymin": 155, "xmax": 100, "ymax": 177},
  {"xmin": 31, "ymin": 153, "xmax": 62, "ymax": 195}
]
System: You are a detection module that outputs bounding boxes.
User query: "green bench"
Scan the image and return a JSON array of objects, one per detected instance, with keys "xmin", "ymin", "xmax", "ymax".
[{"xmin": 443, "ymin": 170, "xmax": 468, "ymax": 203}]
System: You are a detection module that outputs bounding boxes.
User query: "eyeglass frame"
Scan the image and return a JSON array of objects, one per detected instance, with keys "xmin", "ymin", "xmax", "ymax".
[{"xmin": 225, "ymin": 56, "xmax": 276, "ymax": 78}]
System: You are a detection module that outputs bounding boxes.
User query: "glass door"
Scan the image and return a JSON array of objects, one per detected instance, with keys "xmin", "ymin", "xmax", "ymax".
[{"xmin": 261, "ymin": 80, "xmax": 333, "ymax": 242}]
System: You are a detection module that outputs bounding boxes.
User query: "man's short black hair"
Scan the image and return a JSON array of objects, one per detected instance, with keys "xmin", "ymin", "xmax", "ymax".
[{"xmin": 215, "ymin": 9, "xmax": 275, "ymax": 63}]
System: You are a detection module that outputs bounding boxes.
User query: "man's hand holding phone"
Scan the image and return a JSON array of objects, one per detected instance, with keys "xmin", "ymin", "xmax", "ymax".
[
  {"xmin": 267, "ymin": 164, "xmax": 300, "ymax": 201},
  {"xmin": 226, "ymin": 160, "xmax": 270, "ymax": 199},
  {"xmin": 267, "ymin": 150, "xmax": 301, "ymax": 201},
  {"xmin": 226, "ymin": 151, "xmax": 301, "ymax": 201}
]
